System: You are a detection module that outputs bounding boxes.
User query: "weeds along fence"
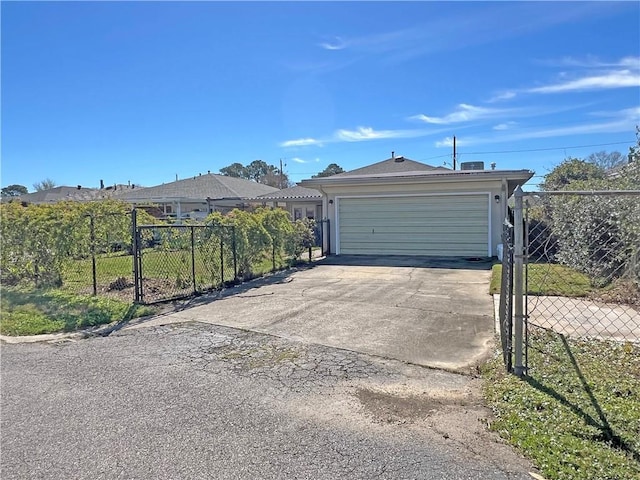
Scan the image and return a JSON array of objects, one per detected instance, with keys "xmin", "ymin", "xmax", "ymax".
[
  {"xmin": 500, "ymin": 188, "xmax": 640, "ymax": 375},
  {"xmin": 1, "ymin": 201, "xmax": 325, "ymax": 305}
]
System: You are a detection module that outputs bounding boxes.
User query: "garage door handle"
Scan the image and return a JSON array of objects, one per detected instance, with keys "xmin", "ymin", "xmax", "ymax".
[{"xmin": 372, "ymin": 228, "xmax": 375, "ymax": 234}]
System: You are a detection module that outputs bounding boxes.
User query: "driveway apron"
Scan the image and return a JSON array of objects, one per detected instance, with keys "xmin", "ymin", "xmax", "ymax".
[{"xmin": 135, "ymin": 256, "xmax": 495, "ymax": 372}]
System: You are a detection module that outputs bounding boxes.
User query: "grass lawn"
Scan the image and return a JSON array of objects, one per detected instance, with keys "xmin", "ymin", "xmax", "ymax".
[
  {"xmin": 62, "ymin": 248, "xmax": 237, "ymax": 293},
  {"xmin": 61, "ymin": 246, "xmax": 312, "ymax": 292},
  {"xmin": 490, "ymin": 262, "xmax": 593, "ymax": 297},
  {"xmin": 0, "ymin": 286, "xmax": 156, "ymax": 336},
  {"xmin": 483, "ymin": 329, "xmax": 640, "ymax": 480}
]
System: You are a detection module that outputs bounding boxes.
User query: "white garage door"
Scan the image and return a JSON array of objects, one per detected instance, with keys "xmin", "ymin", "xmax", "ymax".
[{"xmin": 337, "ymin": 194, "xmax": 489, "ymax": 257}]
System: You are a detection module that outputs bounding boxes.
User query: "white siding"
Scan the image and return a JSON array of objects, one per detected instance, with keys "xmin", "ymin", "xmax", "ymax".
[{"xmin": 337, "ymin": 194, "xmax": 489, "ymax": 256}]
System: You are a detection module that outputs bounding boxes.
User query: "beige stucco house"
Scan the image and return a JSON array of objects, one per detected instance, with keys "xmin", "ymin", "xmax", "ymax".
[
  {"xmin": 253, "ymin": 185, "xmax": 323, "ymax": 221},
  {"xmin": 300, "ymin": 156, "xmax": 533, "ymax": 258}
]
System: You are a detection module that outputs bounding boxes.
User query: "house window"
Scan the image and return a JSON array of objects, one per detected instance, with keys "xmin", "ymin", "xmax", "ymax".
[
  {"xmin": 306, "ymin": 207, "xmax": 315, "ymax": 219},
  {"xmin": 294, "ymin": 208, "xmax": 302, "ymax": 221}
]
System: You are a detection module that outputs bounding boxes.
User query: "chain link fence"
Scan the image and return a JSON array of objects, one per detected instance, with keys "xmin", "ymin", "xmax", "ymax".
[
  {"xmin": 61, "ymin": 212, "xmax": 136, "ymax": 300},
  {"xmin": 135, "ymin": 224, "xmax": 237, "ymax": 304},
  {"xmin": 2, "ymin": 202, "xmax": 327, "ymax": 306},
  {"xmin": 525, "ymin": 191, "xmax": 640, "ymax": 346},
  {"xmin": 499, "ymin": 189, "xmax": 640, "ymax": 375}
]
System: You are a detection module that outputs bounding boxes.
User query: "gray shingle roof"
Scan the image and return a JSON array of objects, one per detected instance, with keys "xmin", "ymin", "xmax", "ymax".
[
  {"xmin": 118, "ymin": 173, "xmax": 279, "ymax": 201},
  {"xmin": 255, "ymin": 185, "xmax": 322, "ymax": 200},
  {"xmin": 17, "ymin": 186, "xmax": 104, "ymax": 203},
  {"xmin": 333, "ymin": 156, "xmax": 448, "ymax": 177},
  {"xmin": 15, "ymin": 185, "xmax": 143, "ymax": 204}
]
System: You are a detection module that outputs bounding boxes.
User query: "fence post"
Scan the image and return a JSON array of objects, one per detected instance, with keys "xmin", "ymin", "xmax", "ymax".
[
  {"xmin": 131, "ymin": 208, "xmax": 141, "ymax": 303},
  {"xmin": 191, "ymin": 226, "xmax": 197, "ymax": 294},
  {"xmin": 272, "ymin": 242, "xmax": 276, "ymax": 272},
  {"xmin": 220, "ymin": 231, "xmax": 224, "ymax": 285},
  {"xmin": 232, "ymin": 226, "xmax": 237, "ymax": 281},
  {"xmin": 89, "ymin": 214, "xmax": 97, "ymax": 295},
  {"xmin": 513, "ymin": 186, "xmax": 525, "ymax": 377},
  {"xmin": 89, "ymin": 214, "xmax": 98, "ymax": 295}
]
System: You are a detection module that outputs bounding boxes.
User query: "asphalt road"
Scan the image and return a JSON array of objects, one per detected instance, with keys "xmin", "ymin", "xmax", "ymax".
[{"xmin": 1, "ymin": 322, "xmax": 533, "ymax": 479}]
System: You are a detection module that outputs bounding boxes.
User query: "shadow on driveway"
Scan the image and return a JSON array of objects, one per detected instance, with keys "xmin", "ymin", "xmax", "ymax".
[{"xmin": 317, "ymin": 254, "xmax": 495, "ymax": 270}]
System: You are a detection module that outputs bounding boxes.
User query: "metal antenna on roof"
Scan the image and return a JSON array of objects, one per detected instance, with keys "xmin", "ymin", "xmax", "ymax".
[{"xmin": 453, "ymin": 136, "xmax": 457, "ymax": 170}]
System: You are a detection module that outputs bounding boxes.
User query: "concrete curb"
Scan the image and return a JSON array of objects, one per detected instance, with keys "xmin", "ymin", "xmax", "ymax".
[{"xmin": 0, "ymin": 322, "xmax": 121, "ymax": 344}]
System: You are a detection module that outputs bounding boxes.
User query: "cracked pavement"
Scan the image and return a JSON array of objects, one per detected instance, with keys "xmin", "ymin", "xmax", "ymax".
[{"xmin": 1, "ymin": 322, "xmax": 533, "ymax": 479}]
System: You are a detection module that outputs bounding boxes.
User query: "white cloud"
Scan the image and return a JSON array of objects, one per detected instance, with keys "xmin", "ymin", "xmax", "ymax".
[
  {"xmin": 291, "ymin": 157, "xmax": 307, "ymax": 164},
  {"xmin": 590, "ymin": 106, "xmax": 640, "ymax": 119},
  {"xmin": 493, "ymin": 122, "xmax": 517, "ymax": 131},
  {"xmin": 488, "ymin": 91, "xmax": 517, "ymax": 103},
  {"xmin": 280, "ymin": 137, "xmax": 323, "ymax": 148},
  {"xmin": 434, "ymin": 106, "xmax": 639, "ymax": 148},
  {"xmin": 544, "ymin": 55, "xmax": 640, "ymax": 69},
  {"xmin": 319, "ymin": 36, "xmax": 346, "ymax": 51},
  {"xmin": 528, "ymin": 69, "xmax": 640, "ymax": 93},
  {"xmin": 410, "ymin": 104, "xmax": 508, "ymax": 125},
  {"xmin": 335, "ymin": 126, "xmax": 421, "ymax": 142}
]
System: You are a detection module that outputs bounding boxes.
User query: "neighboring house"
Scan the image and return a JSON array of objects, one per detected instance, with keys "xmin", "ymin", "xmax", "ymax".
[
  {"xmin": 15, "ymin": 184, "xmax": 139, "ymax": 204},
  {"xmin": 252, "ymin": 185, "xmax": 323, "ymax": 221},
  {"xmin": 117, "ymin": 173, "xmax": 279, "ymax": 218},
  {"xmin": 300, "ymin": 155, "xmax": 533, "ymax": 257}
]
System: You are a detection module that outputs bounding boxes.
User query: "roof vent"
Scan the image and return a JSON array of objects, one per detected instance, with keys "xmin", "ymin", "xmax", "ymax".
[
  {"xmin": 393, "ymin": 151, "xmax": 404, "ymax": 163},
  {"xmin": 460, "ymin": 161, "xmax": 484, "ymax": 171}
]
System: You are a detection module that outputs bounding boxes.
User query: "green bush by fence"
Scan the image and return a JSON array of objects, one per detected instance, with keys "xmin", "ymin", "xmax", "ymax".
[
  {"xmin": 205, "ymin": 207, "xmax": 316, "ymax": 278},
  {"xmin": 1, "ymin": 201, "xmax": 318, "ymax": 295},
  {"xmin": 0, "ymin": 200, "xmax": 156, "ymax": 288}
]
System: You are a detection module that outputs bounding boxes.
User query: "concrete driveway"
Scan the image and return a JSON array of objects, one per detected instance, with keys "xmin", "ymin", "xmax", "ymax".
[{"xmin": 135, "ymin": 256, "xmax": 495, "ymax": 372}]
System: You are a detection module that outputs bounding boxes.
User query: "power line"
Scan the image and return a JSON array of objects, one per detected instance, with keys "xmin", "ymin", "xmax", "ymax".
[{"xmin": 459, "ymin": 141, "xmax": 634, "ymax": 156}]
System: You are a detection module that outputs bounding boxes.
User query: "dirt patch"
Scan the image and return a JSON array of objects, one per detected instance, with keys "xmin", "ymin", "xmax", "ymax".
[
  {"xmin": 356, "ymin": 387, "xmax": 474, "ymax": 424},
  {"xmin": 589, "ymin": 279, "xmax": 640, "ymax": 309}
]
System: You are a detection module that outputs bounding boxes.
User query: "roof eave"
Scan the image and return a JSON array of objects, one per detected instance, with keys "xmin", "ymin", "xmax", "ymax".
[{"xmin": 300, "ymin": 170, "xmax": 534, "ymax": 187}]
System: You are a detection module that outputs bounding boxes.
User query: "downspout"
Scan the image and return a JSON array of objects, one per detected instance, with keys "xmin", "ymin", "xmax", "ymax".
[
  {"xmin": 501, "ymin": 178, "xmax": 508, "ymax": 222},
  {"xmin": 316, "ymin": 185, "xmax": 330, "ymax": 255}
]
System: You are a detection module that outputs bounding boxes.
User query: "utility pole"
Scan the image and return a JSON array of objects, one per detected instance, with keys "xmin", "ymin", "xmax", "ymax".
[
  {"xmin": 453, "ymin": 135, "xmax": 457, "ymax": 170},
  {"xmin": 279, "ymin": 158, "xmax": 284, "ymax": 189}
]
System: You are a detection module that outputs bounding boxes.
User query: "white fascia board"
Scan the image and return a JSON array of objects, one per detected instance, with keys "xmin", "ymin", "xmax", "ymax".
[{"xmin": 301, "ymin": 170, "xmax": 534, "ymax": 188}]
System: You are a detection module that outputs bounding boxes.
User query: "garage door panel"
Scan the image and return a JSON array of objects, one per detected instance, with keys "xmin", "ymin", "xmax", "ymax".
[
  {"xmin": 340, "ymin": 221, "xmax": 488, "ymax": 230},
  {"xmin": 340, "ymin": 225, "xmax": 488, "ymax": 235},
  {"xmin": 338, "ymin": 194, "xmax": 489, "ymax": 257}
]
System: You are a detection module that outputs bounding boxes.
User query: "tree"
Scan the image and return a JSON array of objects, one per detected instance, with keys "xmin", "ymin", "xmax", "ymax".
[
  {"xmin": 260, "ymin": 169, "xmax": 291, "ymax": 189},
  {"xmin": 219, "ymin": 163, "xmax": 248, "ymax": 179},
  {"xmin": 33, "ymin": 178, "xmax": 57, "ymax": 192},
  {"xmin": 541, "ymin": 158, "xmax": 604, "ymax": 191},
  {"xmin": 219, "ymin": 160, "xmax": 291, "ymax": 188},
  {"xmin": 540, "ymin": 156, "xmax": 640, "ymax": 287},
  {"xmin": 312, "ymin": 163, "xmax": 345, "ymax": 178},
  {"xmin": 1, "ymin": 184, "xmax": 28, "ymax": 197},
  {"xmin": 246, "ymin": 160, "xmax": 271, "ymax": 182},
  {"xmin": 585, "ymin": 151, "xmax": 627, "ymax": 171}
]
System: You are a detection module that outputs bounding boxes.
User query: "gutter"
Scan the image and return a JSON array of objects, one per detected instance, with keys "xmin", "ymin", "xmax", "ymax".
[{"xmin": 300, "ymin": 170, "xmax": 534, "ymax": 188}]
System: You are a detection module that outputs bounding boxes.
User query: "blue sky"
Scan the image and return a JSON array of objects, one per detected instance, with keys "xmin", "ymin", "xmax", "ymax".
[{"xmin": 2, "ymin": 1, "xmax": 639, "ymax": 191}]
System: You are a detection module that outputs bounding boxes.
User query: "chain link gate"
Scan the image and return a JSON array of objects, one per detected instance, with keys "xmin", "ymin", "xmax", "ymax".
[
  {"xmin": 132, "ymin": 216, "xmax": 237, "ymax": 304},
  {"xmin": 503, "ymin": 187, "xmax": 640, "ymax": 377},
  {"xmin": 497, "ymin": 220, "xmax": 515, "ymax": 372}
]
